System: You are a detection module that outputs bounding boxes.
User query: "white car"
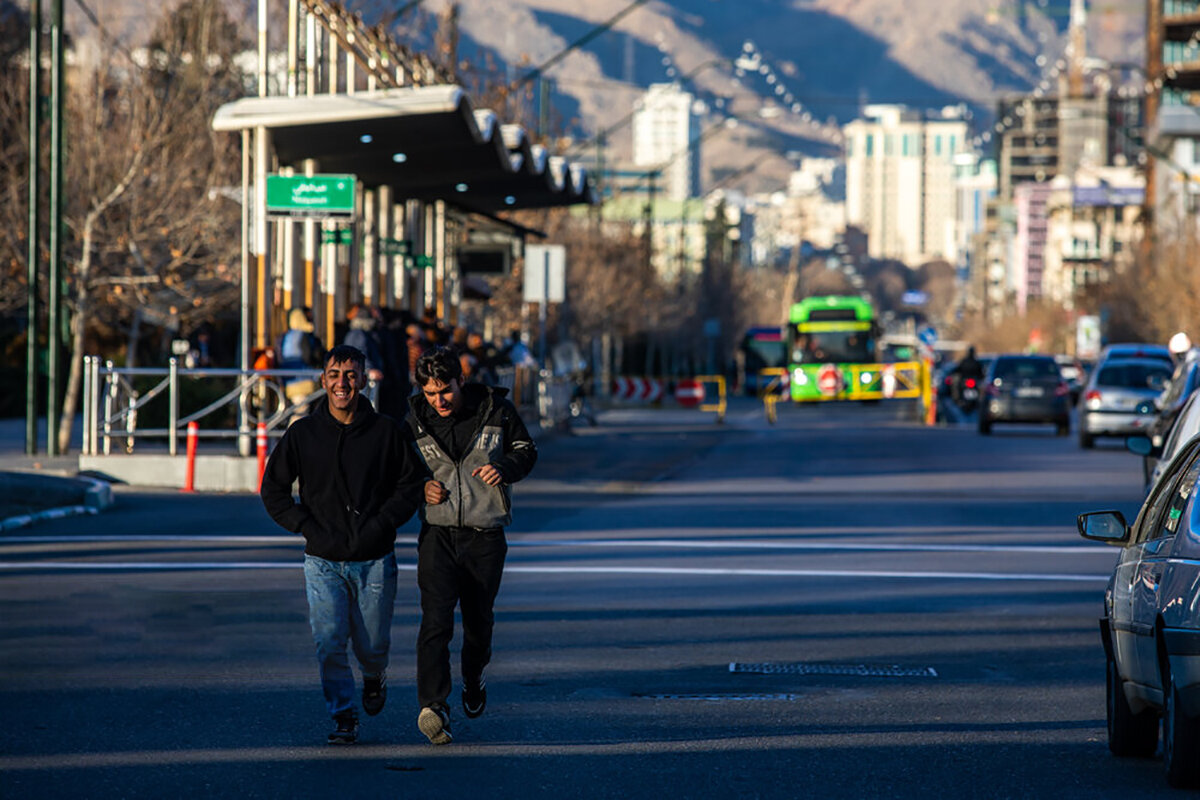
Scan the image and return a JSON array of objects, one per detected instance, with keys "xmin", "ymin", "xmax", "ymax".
[{"xmin": 1130, "ymin": 391, "xmax": 1200, "ymax": 491}]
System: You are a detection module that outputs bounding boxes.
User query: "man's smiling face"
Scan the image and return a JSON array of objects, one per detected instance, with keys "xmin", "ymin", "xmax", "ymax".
[{"xmin": 321, "ymin": 357, "xmax": 366, "ymax": 422}]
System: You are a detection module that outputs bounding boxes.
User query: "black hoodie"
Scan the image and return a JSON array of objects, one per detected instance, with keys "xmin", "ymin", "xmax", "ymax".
[{"xmin": 261, "ymin": 397, "xmax": 422, "ymax": 561}]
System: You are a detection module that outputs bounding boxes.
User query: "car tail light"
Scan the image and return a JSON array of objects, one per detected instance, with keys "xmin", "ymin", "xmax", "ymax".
[
  {"xmin": 965, "ymin": 378, "xmax": 977, "ymax": 389},
  {"xmin": 1054, "ymin": 382, "xmax": 1069, "ymax": 397},
  {"xmin": 943, "ymin": 376, "xmax": 953, "ymax": 387},
  {"xmin": 1085, "ymin": 389, "xmax": 1102, "ymax": 409}
]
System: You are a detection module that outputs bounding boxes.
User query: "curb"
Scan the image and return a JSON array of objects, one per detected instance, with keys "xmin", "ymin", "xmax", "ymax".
[
  {"xmin": 0, "ymin": 506, "xmax": 99, "ymax": 532},
  {"xmin": 0, "ymin": 474, "xmax": 114, "ymax": 532}
]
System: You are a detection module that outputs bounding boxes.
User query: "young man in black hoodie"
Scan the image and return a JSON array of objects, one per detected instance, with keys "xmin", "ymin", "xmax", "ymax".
[
  {"xmin": 408, "ymin": 346, "xmax": 537, "ymax": 745},
  {"xmin": 261, "ymin": 345, "xmax": 422, "ymax": 745}
]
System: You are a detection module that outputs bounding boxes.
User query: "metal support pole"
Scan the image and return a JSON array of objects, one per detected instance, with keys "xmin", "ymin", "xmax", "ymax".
[
  {"xmin": 239, "ymin": 129, "xmax": 251, "ymax": 456},
  {"xmin": 46, "ymin": 0, "xmax": 64, "ymax": 457},
  {"xmin": 26, "ymin": 0, "xmax": 41, "ymax": 455},
  {"xmin": 168, "ymin": 357, "xmax": 179, "ymax": 456}
]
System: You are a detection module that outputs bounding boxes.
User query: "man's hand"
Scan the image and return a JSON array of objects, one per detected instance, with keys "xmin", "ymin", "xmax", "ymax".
[
  {"xmin": 471, "ymin": 464, "xmax": 503, "ymax": 486},
  {"xmin": 425, "ymin": 479, "xmax": 449, "ymax": 504}
]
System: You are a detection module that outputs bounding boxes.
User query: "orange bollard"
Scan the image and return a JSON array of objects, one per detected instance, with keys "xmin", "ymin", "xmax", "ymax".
[
  {"xmin": 256, "ymin": 422, "xmax": 268, "ymax": 491},
  {"xmin": 183, "ymin": 422, "xmax": 199, "ymax": 492}
]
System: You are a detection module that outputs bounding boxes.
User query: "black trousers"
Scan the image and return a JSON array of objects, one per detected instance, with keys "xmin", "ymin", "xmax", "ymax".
[{"xmin": 416, "ymin": 524, "xmax": 508, "ymax": 711}]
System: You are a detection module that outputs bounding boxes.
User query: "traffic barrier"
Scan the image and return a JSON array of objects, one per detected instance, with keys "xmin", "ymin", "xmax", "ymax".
[
  {"xmin": 695, "ymin": 375, "xmax": 727, "ymax": 423},
  {"xmin": 256, "ymin": 422, "xmax": 268, "ymax": 491},
  {"xmin": 611, "ymin": 377, "xmax": 664, "ymax": 402},
  {"xmin": 183, "ymin": 422, "xmax": 198, "ymax": 493}
]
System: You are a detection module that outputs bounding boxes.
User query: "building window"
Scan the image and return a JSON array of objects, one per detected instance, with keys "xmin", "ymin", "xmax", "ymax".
[{"xmin": 866, "ymin": 134, "xmax": 874, "ymax": 157}]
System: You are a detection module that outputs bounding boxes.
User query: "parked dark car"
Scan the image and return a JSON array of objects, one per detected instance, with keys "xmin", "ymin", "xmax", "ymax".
[
  {"xmin": 977, "ymin": 354, "xmax": 1070, "ymax": 435},
  {"xmin": 1078, "ymin": 358, "xmax": 1173, "ymax": 449},
  {"xmin": 1078, "ymin": 437, "xmax": 1200, "ymax": 788}
]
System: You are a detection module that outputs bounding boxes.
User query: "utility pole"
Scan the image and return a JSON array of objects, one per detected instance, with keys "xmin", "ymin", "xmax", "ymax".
[
  {"xmin": 46, "ymin": 0, "xmax": 65, "ymax": 457},
  {"xmin": 26, "ymin": 0, "xmax": 41, "ymax": 455}
]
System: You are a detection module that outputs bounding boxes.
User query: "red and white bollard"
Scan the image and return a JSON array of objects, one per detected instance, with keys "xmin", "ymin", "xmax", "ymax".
[
  {"xmin": 256, "ymin": 422, "xmax": 268, "ymax": 491},
  {"xmin": 183, "ymin": 421, "xmax": 199, "ymax": 492}
]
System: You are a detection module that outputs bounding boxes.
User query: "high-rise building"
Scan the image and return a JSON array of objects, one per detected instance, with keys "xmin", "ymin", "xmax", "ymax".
[
  {"xmin": 1147, "ymin": 0, "xmax": 1200, "ymax": 221},
  {"xmin": 631, "ymin": 83, "xmax": 702, "ymax": 202},
  {"xmin": 843, "ymin": 104, "xmax": 969, "ymax": 266}
]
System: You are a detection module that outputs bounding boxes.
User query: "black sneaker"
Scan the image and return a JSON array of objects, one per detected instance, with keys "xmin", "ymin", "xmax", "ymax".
[
  {"xmin": 328, "ymin": 710, "xmax": 358, "ymax": 745},
  {"xmin": 417, "ymin": 706, "xmax": 452, "ymax": 745},
  {"xmin": 462, "ymin": 674, "xmax": 487, "ymax": 719},
  {"xmin": 362, "ymin": 673, "xmax": 387, "ymax": 717}
]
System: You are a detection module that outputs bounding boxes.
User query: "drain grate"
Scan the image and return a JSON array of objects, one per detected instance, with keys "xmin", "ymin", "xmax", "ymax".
[
  {"xmin": 634, "ymin": 692, "xmax": 799, "ymax": 701},
  {"xmin": 729, "ymin": 662, "xmax": 938, "ymax": 678}
]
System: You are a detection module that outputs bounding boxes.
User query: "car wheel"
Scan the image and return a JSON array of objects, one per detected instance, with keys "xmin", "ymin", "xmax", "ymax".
[
  {"xmin": 1164, "ymin": 667, "xmax": 1200, "ymax": 787},
  {"xmin": 1107, "ymin": 654, "xmax": 1158, "ymax": 757},
  {"xmin": 978, "ymin": 419, "xmax": 992, "ymax": 435},
  {"xmin": 1080, "ymin": 431, "xmax": 1095, "ymax": 449}
]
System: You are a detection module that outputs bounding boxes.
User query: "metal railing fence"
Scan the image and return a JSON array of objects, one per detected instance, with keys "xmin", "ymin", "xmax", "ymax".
[{"xmin": 81, "ymin": 358, "xmax": 572, "ymax": 457}]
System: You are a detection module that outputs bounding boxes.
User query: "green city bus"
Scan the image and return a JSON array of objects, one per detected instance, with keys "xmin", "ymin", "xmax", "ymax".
[{"xmin": 787, "ymin": 295, "xmax": 880, "ymax": 401}]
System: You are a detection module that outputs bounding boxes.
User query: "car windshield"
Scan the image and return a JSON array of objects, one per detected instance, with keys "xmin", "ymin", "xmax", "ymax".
[
  {"xmin": 993, "ymin": 358, "xmax": 1058, "ymax": 381},
  {"xmin": 1096, "ymin": 363, "xmax": 1172, "ymax": 389}
]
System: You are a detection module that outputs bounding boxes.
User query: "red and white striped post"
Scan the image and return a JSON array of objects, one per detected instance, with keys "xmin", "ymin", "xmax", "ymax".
[
  {"xmin": 183, "ymin": 422, "xmax": 199, "ymax": 492},
  {"xmin": 256, "ymin": 422, "xmax": 268, "ymax": 491}
]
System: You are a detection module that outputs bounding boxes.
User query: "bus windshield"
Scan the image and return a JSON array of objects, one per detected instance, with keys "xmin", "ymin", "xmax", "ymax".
[{"xmin": 791, "ymin": 329, "xmax": 872, "ymax": 364}]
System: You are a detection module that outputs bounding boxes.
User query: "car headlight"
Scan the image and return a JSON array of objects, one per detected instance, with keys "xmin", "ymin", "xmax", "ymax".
[{"xmin": 860, "ymin": 372, "xmax": 873, "ymax": 384}]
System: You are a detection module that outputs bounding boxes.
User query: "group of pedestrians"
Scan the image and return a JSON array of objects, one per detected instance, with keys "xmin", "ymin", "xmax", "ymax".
[{"xmin": 260, "ymin": 343, "xmax": 538, "ymax": 746}]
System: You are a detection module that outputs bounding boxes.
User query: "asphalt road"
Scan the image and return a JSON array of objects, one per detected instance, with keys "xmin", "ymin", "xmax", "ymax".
[{"xmin": 0, "ymin": 397, "xmax": 1186, "ymax": 798}]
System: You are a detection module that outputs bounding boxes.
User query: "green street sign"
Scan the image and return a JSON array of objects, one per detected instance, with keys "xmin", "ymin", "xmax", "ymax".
[
  {"xmin": 380, "ymin": 238, "xmax": 412, "ymax": 256},
  {"xmin": 413, "ymin": 255, "xmax": 434, "ymax": 270},
  {"xmin": 320, "ymin": 228, "xmax": 355, "ymax": 245},
  {"xmin": 267, "ymin": 174, "xmax": 356, "ymax": 219}
]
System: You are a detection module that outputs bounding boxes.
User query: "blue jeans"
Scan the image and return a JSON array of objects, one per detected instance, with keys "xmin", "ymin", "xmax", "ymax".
[{"xmin": 303, "ymin": 553, "xmax": 398, "ymax": 717}]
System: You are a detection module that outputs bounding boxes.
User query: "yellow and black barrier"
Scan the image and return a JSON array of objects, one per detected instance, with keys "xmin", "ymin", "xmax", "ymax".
[
  {"xmin": 692, "ymin": 374, "xmax": 727, "ymax": 423},
  {"xmin": 761, "ymin": 361, "xmax": 934, "ymax": 425}
]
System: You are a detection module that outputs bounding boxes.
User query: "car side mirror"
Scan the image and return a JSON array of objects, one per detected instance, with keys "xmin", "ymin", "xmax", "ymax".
[
  {"xmin": 1077, "ymin": 510, "xmax": 1130, "ymax": 545},
  {"xmin": 1125, "ymin": 435, "xmax": 1161, "ymax": 458}
]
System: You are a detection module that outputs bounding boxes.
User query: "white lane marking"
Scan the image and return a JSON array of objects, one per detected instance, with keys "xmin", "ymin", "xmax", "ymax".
[
  {"xmin": 0, "ymin": 534, "xmax": 1115, "ymax": 555},
  {"xmin": 516, "ymin": 539, "xmax": 1116, "ymax": 555},
  {"xmin": 0, "ymin": 561, "xmax": 1109, "ymax": 581}
]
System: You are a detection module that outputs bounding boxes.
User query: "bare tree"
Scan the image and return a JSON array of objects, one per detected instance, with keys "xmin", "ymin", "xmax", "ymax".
[{"xmin": 48, "ymin": 0, "xmax": 248, "ymax": 451}]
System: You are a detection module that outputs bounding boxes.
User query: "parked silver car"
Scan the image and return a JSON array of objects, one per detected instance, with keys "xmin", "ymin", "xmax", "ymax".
[
  {"xmin": 1078, "ymin": 358, "xmax": 1172, "ymax": 448},
  {"xmin": 1078, "ymin": 439, "xmax": 1200, "ymax": 788}
]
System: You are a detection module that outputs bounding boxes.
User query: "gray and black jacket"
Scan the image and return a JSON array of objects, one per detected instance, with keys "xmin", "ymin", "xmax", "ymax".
[{"xmin": 407, "ymin": 384, "xmax": 537, "ymax": 530}]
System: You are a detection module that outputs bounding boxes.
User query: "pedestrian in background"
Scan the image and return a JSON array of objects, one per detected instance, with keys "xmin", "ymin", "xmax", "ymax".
[
  {"xmin": 406, "ymin": 346, "xmax": 538, "ymax": 745},
  {"xmin": 261, "ymin": 344, "xmax": 423, "ymax": 745},
  {"xmin": 277, "ymin": 308, "xmax": 325, "ymax": 421}
]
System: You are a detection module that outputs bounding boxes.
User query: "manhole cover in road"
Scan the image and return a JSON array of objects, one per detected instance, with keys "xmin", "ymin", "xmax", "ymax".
[
  {"xmin": 634, "ymin": 692, "xmax": 800, "ymax": 701},
  {"xmin": 729, "ymin": 662, "xmax": 938, "ymax": 678}
]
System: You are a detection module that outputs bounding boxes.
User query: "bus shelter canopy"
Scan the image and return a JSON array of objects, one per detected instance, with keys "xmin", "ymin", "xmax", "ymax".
[{"xmin": 211, "ymin": 85, "xmax": 594, "ymax": 211}]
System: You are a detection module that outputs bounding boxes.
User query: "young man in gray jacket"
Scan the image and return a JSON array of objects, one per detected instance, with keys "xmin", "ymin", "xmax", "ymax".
[{"xmin": 407, "ymin": 346, "xmax": 538, "ymax": 745}]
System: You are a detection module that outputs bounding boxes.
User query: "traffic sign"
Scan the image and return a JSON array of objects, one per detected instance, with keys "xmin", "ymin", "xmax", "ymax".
[
  {"xmin": 817, "ymin": 364, "xmax": 843, "ymax": 396},
  {"xmin": 380, "ymin": 237, "xmax": 411, "ymax": 256},
  {"xmin": 320, "ymin": 228, "xmax": 354, "ymax": 245},
  {"xmin": 266, "ymin": 174, "xmax": 356, "ymax": 219},
  {"xmin": 917, "ymin": 326, "xmax": 938, "ymax": 346},
  {"xmin": 675, "ymin": 379, "xmax": 705, "ymax": 407}
]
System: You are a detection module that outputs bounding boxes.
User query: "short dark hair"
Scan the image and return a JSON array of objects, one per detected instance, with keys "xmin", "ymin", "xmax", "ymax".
[
  {"xmin": 415, "ymin": 346, "xmax": 462, "ymax": 386},
  {"xmin": 325, "ymin": 345, "xmax": 365, "ymax": 372}
]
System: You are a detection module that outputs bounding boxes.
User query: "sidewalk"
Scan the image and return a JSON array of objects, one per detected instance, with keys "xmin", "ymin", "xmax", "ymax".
[
  {"xmin": 0, "ymin": 415, "xmax": 82, "ymax": 475},
  {"xmin": 0, "ymin": 416, "xmax": 112, "ymax": 529}
]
